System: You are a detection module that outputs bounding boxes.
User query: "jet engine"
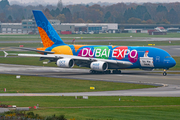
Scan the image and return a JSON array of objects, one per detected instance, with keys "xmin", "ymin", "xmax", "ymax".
[
  {"xmin": 56, "ymin": 58, "xmax": 74, "ymax": 68},
  {"xmin": 90, "ymin": 61, "xmax": 108, "ymax": 71}
]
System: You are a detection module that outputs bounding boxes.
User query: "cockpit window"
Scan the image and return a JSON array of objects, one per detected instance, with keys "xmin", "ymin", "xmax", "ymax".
[{"xmin": 165, "ymin": 56, "xmax": 172, "ymax": 58}]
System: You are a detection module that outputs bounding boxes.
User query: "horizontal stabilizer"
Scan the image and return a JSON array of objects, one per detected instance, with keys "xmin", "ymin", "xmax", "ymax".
[
  {"xmin": 3, "ymin": 51, "xmax": 18, "ymax": 57},
  {"xmin": 3, "ymin": 51, "xmax": 8, "ymax": 57}
]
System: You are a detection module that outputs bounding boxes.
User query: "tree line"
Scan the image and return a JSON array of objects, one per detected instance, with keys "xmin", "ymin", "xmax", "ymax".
[{"xmin": 0, "ymin": 0, "xmax": 180, "ymax": 24}]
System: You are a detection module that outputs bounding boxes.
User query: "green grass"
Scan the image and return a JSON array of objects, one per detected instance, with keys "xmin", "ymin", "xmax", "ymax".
[
  {"xmin": 0, "ymin": 51, "xmax": 37, "ymax": 56},
  {"xmin": 0, "ymin": 38, "xmax": 41, "ymax": 41},
  {"xmin": 35, "ymin": 107, "xmax": 180, "ymax": 120},
  {"xmin": 0, "ymin": 43, "xmax": 43, "ymax": 47},
  {"xmin": 0, "ymin": 56, "xmax": 57, "ymax": 67},
  {"xmin": 1, "ymin": 96, "xmax": 180, "ymax": 119},
  {"xmin": 62, "ymin": 32, "xmax": 180, "ymax": 38},
  {"xmin": 74, "ymin": 40, "xmax": 180, "ymax": 46},
  {"xmin": 0, "ymin": 40, "xmax": 180, "ymax": 48},
  {"xmin": 0, "ymin": 33, "xmax": 180, "ymax": 39},
  {"xmin": 1, "ymin": 96, "xmax": 179, "ymax": 108},
  {"xmin": 0, "ymin": 74, "xmax": 155, "ymax": 93},
  {"xmin": 170, "ymin": 56, "xmax": 180, "ymax": 70},
  {"xmin": 0, "ymin": 33, "xmax": 180, "ymax": 42}
]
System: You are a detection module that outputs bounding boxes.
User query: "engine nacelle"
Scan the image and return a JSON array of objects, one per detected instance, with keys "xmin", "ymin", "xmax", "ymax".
[
  {"xmin": 90, "ymin": 61, "xmax": 108, "ymax": 71},
  {"xmin": 56, "ymin": 58, "xmax": 74, "ymax": 68}
]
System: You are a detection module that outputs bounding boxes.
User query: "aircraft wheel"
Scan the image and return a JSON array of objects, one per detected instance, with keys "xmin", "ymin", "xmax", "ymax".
[
  {"xmin": 113, "ymin": 70, "xmax": 121, "ymax": 74},
  {"xmin": 105, "ymin": 70, "xmax": 111, "ymax": 74},
  {"xmin": 112, "ymin": 70, "xmax": 117, "ymax": 74},
  {"xmin": 89, "ymin": 70, "xmax": 93, "ymax": 74},
  {"xmin": 112, "ymin": 70, "xmax": 116, "ymax": 74},
  {"xmin": 91, "ymin": 70, "xmax": 111, "ymax": 74},
  {"xmin": 163, "ymin": 72, "xmax": 167, "ymax": 76},
  {"xmin": 90, "ymin": 70, "xmax": 96, "ymax": 74}
]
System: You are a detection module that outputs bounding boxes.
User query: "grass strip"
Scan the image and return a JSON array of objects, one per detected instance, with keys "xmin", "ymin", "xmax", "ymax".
[
  {"xmin": 1, "ymin": 41, "xmax": 180, "ymax": 47},
  {"xmin": 73, "ymin": 40, "xmax": 180, "ymax": 46},
  {"xmin": 0, "ymin": 74, "xmax": 155, "ymax": 93},
  {"xmin": 1, "ymin": 33, "xmax": 180, "ymax": 38},
  {"xmin": 1, "ymin": 96, "xmax": 180, "ymax": 119}
]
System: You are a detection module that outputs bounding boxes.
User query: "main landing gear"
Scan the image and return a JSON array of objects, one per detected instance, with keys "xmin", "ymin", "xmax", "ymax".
[
  {"xmin": 163, "ymin": 69, "xmax": 167, "ymax": 76},
  {"xmin": 90, "ymin": 69, "xmax": 121, "ymax": 74},
  {"xmin": 112, "ymin": 69, "xmax": 121, "ymax": 74},
  {"xmin": 90, "ymin": 70, "xmax": 111, "ymax": 74}
]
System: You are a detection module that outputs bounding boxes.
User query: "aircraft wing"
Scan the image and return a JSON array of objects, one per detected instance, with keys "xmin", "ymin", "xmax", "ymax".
[
  {"xmin": 21, "ymin": 54, "xmax": 133, "ymax": 67},
  {"xmin": 4, "ymin": 52, "xmax": 133, "ymax": 67},
  {"xmin": 12, "ymin": 47, "xmax": 55, "ymax": 54}
]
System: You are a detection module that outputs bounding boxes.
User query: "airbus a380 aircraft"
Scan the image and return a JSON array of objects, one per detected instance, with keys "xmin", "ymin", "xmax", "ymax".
[{"xmin": 4, "ymin": 10, "xmax": 176, "ymax": 76}]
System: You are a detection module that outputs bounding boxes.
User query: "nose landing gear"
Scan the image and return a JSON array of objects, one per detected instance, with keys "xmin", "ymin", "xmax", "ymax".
[{"xmin": 163, "ymin": 69, "xmax": 167, "ymax": 76}]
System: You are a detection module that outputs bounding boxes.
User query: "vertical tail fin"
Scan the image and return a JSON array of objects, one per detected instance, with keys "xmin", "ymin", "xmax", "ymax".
[{"xmin": 33, "ymin": 10, "xmax": 66, "ymax": 47}]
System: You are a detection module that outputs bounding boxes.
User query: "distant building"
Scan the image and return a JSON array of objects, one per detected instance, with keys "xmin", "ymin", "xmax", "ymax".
[
  {"xmin": 118, "ymin": 24, "xmax": 180, "ymax": 30},
  {"xmin": 61, "ymin": 23, "xmax": 118, "ymax": 33},
  {"xmin": 0, "ymin": 19, "xmax": 74, "ymax": 34},
  {"xmin": 0, "ymin": 19, "xmax": 118, "ymax": 34},
  {"xmin": 167, "ymin": 28, "xmax": 180, "ymax": 33},
  {"xmin": 1, "ymin": 23, "xmax": 22, "ymax": 33},
  {"xmin": 122, "ymin": 29, "xmax": 148, "ymax": 33},
  {"xmin": 22, "ymin": 19, "xmax": 36, "ymax": 34}
]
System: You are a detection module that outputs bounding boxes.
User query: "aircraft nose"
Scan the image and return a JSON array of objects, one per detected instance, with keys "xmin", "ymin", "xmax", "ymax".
[{"xmin": 169, "ymin": 58, "xmax": 176, "ymax": 68}]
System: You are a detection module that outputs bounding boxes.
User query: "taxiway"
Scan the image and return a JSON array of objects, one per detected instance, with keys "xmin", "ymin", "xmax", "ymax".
[{"xmin": 0, "ymin": 64, "xmax": 180, "ymax": 97}]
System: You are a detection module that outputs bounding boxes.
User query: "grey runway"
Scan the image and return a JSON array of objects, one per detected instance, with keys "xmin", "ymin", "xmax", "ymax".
[
  {"xmin": 0, "ymin": 108, "xmax": 9, "ymax": 113},
  {"xmin": 0, "ymin": 64, "xmax": 180, "ymax": 97}
]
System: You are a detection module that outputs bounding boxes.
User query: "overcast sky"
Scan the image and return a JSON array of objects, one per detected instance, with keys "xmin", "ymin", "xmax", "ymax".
[{"xmin": 8, "ymin": 0, "xmax": 180, "ymax": 4}]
